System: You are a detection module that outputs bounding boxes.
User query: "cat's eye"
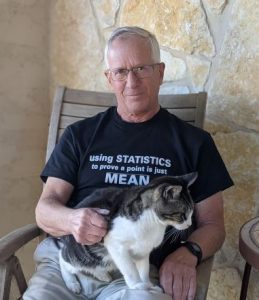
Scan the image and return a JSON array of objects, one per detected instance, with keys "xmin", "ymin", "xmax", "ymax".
[
  {"xmin": 162, "ymin": 212, "xmax": 186, "ymax": 222},
  {"xmin": 179, "ymin": 213, "xmax": 186, "ymax": 222}
]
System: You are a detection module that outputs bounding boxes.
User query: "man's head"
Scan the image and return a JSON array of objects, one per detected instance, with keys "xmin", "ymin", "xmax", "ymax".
[{"xmin": 105, "ymin": 27, "xmax": 165, "ymax": 122}]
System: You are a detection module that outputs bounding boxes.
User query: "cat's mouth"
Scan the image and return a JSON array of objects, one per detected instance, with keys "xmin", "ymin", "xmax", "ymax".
[{"xmin": 159, "ymin": 214, "xmax": 192, "ymax": 230}]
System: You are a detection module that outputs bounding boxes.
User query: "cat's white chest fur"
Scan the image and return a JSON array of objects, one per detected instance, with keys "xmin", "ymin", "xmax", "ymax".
[
  {"xmin": 103, "ymin": 208, "xmax": 165, "ymax": 290},
  {"xmin": 105, "ymin": 208, "xmax": 165, "ymax": 254}
]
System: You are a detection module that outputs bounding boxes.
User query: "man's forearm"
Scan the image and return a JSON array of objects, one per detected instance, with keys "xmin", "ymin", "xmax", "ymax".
[
  {"xmin": 35, "ymin": 196, "xmax": 74, "ymax": 236},
  {"xmin": 185, "ymin": 222, "xmax": 226, "ymax": 261}
]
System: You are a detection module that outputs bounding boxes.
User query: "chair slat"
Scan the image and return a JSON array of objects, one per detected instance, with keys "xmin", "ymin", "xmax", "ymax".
[
  {"xmin": 64, "ymin": 88, "xmax": 199, "ymax": 108},
  {"xmin": 166, "ymin": 108, "xmax": 195, "ymax": 121},
  {"xmin": 64, "ymin": 89, "xmax": 117, "ymax": 106},
  {"xmin": 159, "ymin": 94, "xmax": 198, "ymax": 108},
  {"xmin": 59, "ymin": 116, "xmax": 84, "ymax": 129},
  {"xmin": 62, "ymin": 103, "xmax": 109, "ymax": 118},
  {"xmin": 61, "ymin": 103, "xmax": 195, "ymax": 121},
  {"xmin": 47, "ymin": 86, "xmax": 207, "ymax": 161}
]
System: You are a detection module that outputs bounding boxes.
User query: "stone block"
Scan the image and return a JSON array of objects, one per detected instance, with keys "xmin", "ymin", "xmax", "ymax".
[
  {"xmin": 92, "ymin": 0, "xmax": 119, "ymax": 28},
  {"xmin": 203, "ymin": 0, "xmax": 227, "ymax": 14},
  {"xmin": 160, "ymin": 49, "xmax": 186, "ymax": 81},
  {"xmin": 121, "ymin": 0, "xmax": 215, "ymax": 57},
  {"xmin": 159, "ymin": 83, "xmax": 190, "ymax": 95},
  {"xmin": 207, "ymin": 267, "xmax": 241, "ymax": 300},
  {"xmin": 205, "ymin": 121, "xmax": 259, "ymax": 266},
  {"xmin": 50, "ymin": 0, "xmax": 106, "ymax": 91},
  {"xmin": 186, "ymin": 56, "xmax": 211, "ymax": 91},
  {"xmin": 208, "ymin": 0, "xmax": 259, "ymax": 130}
]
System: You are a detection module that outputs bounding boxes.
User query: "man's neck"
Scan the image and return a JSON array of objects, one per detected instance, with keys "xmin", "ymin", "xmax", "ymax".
[{"xmin": 116, "ymin": 106, "xmax": 160, "ymax": 123}]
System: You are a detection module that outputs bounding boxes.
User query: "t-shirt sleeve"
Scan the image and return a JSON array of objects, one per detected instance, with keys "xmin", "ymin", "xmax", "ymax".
[
  {"xmin": 190, "ymin": 133, "xmax": 234, "ymax": 202},
  {"xmin": 40, "ymin": 126, "xmax": 80, "ymax": 186}
]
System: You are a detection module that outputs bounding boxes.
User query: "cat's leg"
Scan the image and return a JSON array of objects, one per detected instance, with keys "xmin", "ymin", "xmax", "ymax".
[
  {"xmin": 136, "ymin": 257, "xmax": 163, "ymax": 293},
  {"xmin": 90, "ymin": 265, "xmax": 112, "ymax": 282},
  {"xmin": 135, "ymin": 256, "xmax": 151, "ymax": 284},
  {"xmin": 136, "ymin": 257, "xmax": 162, "ymax": 292},
  {"xmin": 59, "ymin": 251, "xmax": 82, "ymax": 294},
  {"xmin": 105, "ymin": 243, "xmax": 151, "ymax": 290}
]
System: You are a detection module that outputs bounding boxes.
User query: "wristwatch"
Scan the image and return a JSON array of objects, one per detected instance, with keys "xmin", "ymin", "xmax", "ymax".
[{"xmin": 181, "ymin": 241, "xmax": 202, "ymax": 266}]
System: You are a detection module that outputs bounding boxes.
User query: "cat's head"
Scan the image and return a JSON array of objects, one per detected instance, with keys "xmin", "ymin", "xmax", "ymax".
[{"xmin": 150, "ymin": 172, "xmax": 197, "ymax": 230}]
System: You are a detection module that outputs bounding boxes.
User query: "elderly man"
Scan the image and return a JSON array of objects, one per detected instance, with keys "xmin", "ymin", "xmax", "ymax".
[{"xmin": 23, "ymin": 27, "xmax": 233, "ymax": 300}]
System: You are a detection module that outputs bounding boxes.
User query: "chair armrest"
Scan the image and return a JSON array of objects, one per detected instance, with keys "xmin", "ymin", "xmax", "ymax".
[
  {"xmin": 0, "ymin": 224, "xmax": 41, "ymax": 263},
  {"xmin": 196, "ymin": 256, "xmax": 214, "ymax": 300}
]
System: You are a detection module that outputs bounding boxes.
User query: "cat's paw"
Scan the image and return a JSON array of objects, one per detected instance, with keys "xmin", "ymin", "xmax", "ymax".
[
  {"xmin": 131, "ymin": 282, "xmax": 153, "ymax": 290},
  {"xmin": 65, "ymin": 279, "xmax": 82, "ymax": 294},
  {"xmin": 95, "ymin": 272, "xmax": 112, "ymax": 282},
  {"xmin": 149, "ymin": 285, "xmax": 163, "ymax": 293}
]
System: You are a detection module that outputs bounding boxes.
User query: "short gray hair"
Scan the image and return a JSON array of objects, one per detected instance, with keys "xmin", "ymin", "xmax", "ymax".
[{"xmin": 105, "ymin": 26, "xmax": 161, "ymax": 68}]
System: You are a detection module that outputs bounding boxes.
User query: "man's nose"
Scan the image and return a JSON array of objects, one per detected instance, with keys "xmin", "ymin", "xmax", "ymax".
[{"xmin": 125, "ymin": 70, "xmax": 139, "ymax": 88}]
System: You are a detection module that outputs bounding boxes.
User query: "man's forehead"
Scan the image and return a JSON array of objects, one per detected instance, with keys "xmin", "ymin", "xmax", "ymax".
[{"xmin": 108, "ymin": 36, "xmax": 152, "ymax": 58}]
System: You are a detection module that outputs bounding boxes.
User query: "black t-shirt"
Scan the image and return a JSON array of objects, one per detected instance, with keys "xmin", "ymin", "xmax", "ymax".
[{"xmin": 41, "ymin": 107, "xmax": 233, "ymax": 265}]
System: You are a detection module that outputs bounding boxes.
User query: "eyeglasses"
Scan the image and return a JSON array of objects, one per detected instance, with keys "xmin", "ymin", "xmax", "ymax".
[{"xmin": 105, "ymin": 63, "xmax": 161, "ymax": 81}]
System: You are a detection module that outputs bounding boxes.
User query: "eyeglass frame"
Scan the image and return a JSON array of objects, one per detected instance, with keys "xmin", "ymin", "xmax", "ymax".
[{"xmin": 105, "ymin": 63, "xmax": 162, "ymax": 81}]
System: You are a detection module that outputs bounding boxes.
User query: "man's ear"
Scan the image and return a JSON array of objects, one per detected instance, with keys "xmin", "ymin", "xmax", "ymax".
[
  {"xmin": 158, "ymin": 62, "xmax": 165, "ymax": 85},
  {"xmin": 104, "ymin": 71, "xmax": 113, "ymax": 89}
]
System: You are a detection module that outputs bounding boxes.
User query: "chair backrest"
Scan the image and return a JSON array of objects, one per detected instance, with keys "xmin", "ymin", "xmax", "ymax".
[{"xmin": 46, "ymin": 86, "xmax": 207, "ymax": 162}]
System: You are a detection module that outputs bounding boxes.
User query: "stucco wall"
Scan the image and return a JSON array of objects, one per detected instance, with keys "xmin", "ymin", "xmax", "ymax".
[
  {"xmin": 0, "ymin": 0, "xmax": 50, "ymax": 281},
  {"xmin": 0, "ymin": 0, "xmax": 258, "ymax": 299}
]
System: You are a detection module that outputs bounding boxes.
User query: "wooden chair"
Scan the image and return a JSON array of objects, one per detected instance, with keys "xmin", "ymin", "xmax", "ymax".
[{"xmin": 0, "ymin": 86, "xmax": 213, "ymax": 300}]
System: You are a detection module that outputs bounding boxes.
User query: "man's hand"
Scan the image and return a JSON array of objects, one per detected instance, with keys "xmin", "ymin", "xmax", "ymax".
[
  {"xmin": 69, "ymin": 207, "xmax": 109, "ymax": 245},
  {"xmin": 159, "ymin": 247, "xmax": 197, "ymax": 300}
]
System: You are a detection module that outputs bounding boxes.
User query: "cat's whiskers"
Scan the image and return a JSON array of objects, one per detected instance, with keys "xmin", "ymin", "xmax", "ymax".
[{"xmin": 159, "ymin": 227, "xmax": 188, "ymax": 247}]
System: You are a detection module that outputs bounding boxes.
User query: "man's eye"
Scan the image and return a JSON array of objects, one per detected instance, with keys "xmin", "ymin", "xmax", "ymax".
[
  {"xmin": 114, "ymin": 69, "xmax": 126, "ymax": 75},
  {"xmin": 136, "ymin": 66, "xmax": 145, "ymax": 71}
]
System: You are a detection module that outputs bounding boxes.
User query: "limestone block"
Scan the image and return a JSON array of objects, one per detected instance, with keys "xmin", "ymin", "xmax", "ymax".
[
  {"xmin": 121, "ymin": 0, "xmax": 215, "ymax": 57},
  {"xmin": 92, "ymin": 0, "xmax": 119, "ymax": 28},
  {"xmin": 209, "ymin": 0, "xmax": 259, "ymax": 130},
  {"xmin": 160, "ymin": 49, "xmax": 186, "ymax": 81},
  {"xmin": 205, "ymin": 121, "xmax": 259, "ymax": 266},
  {"xmin": 207, "ymin": 268, "xmax": 241, "ymax": 300},
  {"xmin": 50, "ymin": 0, "xmax": 107, "ymax": 91},
  {"xmin": 159, "ymin": 82, "xmax": 190, "ymax": 95},
  {"xmin": 186, "ymin": 56, "xmax": 211, "ymax": 91},
  {"xmin": 203, "ymin": 0, "xmax": 227, "ymax": 14}
]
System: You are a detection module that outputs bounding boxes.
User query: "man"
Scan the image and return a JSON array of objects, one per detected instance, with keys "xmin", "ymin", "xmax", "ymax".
[{"xmin": 23, "ymin": 27, "xmax": 233, "ymax": 300}]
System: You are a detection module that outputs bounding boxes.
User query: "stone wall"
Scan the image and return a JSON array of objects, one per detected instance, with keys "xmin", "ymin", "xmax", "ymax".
[
  {"xmin": 50, "ymin": 0, "xmax": 259, "ymax": 299},
  {"xmin": 0, "ymin": 0, "xmax": 258, "ymax": 299},
  {"xmin": 0, "ymin": 0, "xmax": 50, "ymax": 282}
]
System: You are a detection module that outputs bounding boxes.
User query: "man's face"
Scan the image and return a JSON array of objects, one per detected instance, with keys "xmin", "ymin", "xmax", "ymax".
[{"xmin": 105, "ymin": 36, "xmax": 165, "ymax": 121}]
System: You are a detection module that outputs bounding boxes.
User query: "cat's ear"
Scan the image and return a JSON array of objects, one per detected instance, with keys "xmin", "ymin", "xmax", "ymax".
[
  {"xmin": 181, "ymin": 172, "xmax": 198, "ymax": 187},
  {"xmin": 163, "ymin": 185, "xmax": 182, "ymax": 199}
]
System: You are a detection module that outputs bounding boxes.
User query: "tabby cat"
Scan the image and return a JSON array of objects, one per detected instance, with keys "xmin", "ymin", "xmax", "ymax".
[{"xmin": 59, "ymin": 173, "xmax": 197, "ymax": 294}]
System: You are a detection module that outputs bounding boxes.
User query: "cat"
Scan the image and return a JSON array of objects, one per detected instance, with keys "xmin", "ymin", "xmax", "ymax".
[{"xmin": 58, "ymin": 173, "xmax": 197, "ymax": 294}]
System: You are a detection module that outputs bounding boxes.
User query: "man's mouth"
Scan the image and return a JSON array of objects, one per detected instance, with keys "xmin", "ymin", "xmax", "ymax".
[{"xmin": 124, "ymin": 92, "xmax": 144, "ymax": 97}]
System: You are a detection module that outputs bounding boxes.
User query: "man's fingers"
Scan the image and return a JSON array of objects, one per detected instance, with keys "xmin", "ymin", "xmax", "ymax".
[
  {"xmin": 187, "ymin": 275, "xmax": 196, "ymax": 300},
  {"xmin": 82, "ymin": 233, "xmax": 103, "ymax": 245},
  {"xmin": 92, "ymin": 208, "xmax": 110, "ymax": 215},
  {"xmin": 172, "ymin": 276, "xmax": 183, "ymax": 300},
  {"xmin": 160, "ymin": 272, "xmax": 173, "ymax": 296},
  {"xmin": 90, "ymin": 210, "xmax": 108, "ymax": 229}
]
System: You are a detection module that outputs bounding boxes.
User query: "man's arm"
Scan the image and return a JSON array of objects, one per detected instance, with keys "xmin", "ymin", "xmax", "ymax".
[
  {"xmin": 35, "ymin": 177, "xmax": 108, "ymax": 245},
  {"xmin": 159, "ymin": 192, "xmax": 225, "ymax": 300}
]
